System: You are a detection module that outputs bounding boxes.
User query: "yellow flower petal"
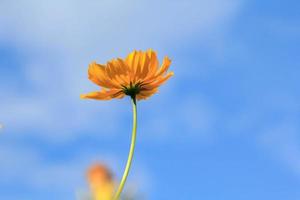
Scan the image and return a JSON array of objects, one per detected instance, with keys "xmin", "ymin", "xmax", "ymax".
[
  {"xmin": 136, "ymin": 88, "xmax": 158, "ymax": 100},
  {"xmin": 88, "ymin": 62, "xmax": 120, "ymax": 89},
  {"xmin": 142, "ymin": 71, "xmax": 174, "ymax": 90},
  {"xmin": 81, "ymin": 89, "xmax": 124, "ymax": 100},
  {"xmin": 156, "ymin": 56, "xmax": 172, "ymax": 77}
]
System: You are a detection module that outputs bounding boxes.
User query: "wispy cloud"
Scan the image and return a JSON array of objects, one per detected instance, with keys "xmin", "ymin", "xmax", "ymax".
[
  {"xmin": 0, "ymin": 0, "xmax": 242, "ymax": 141},
  {"xmin": 259, "ymin": 121, "xmax": 300, "ymax": 177},
  {"xmin": 140, "ymin": 94, "xmax": 218, "ymax": 142}
]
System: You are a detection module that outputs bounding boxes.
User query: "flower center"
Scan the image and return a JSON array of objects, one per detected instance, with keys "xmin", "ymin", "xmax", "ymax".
[{"xmin": 122, "ymin": 83, "xmax": 141, "ymax": 98}]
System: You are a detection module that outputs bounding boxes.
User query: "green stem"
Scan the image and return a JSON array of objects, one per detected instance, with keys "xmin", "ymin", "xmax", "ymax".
[{"xmin": 113, "ymin": 97, "xmax": 137, "ymax": 200}]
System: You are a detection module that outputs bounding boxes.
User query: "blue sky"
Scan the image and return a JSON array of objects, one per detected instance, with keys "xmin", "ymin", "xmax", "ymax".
[{"xmin": 0, "ymin": 0, "xmax": 300, "ymax": 199}]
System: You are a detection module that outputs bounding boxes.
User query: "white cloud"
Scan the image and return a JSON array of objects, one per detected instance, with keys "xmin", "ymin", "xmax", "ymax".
[
  {"xmin": 0, "ymin": 0, "xmax": 242, "ymax": 141},
  {"xmin": 139, "ymin": 94, "xmax": 217, "ymax": 142},
  {"xmin": 0, "ymin": 0, "xmax": 242, "ymax": 50},
  {"xmin": 259, "ymin": 121, "xmax": 300, "ymax": 176},
  {"xmin": 228, "ymin": 92, "xmax": 300, "ymax": 177}
]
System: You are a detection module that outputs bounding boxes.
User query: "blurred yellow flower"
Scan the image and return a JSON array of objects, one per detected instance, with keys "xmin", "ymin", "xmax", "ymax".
[
  {"xmin": 81, "ymin": 49, "xmax": 173, "ymax": 100},
  {"xmin": 87, "ymin": 164, "xmax": 114, "ymax": 200}
]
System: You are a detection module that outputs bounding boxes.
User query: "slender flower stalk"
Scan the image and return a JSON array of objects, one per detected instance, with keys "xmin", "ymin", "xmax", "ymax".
[{"xmin": 113, "ymin": 96, "xmax": 137, "ymax": 200}]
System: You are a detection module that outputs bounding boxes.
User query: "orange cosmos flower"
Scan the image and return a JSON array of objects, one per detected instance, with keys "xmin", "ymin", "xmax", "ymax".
[
  {"xmin": 82, "ymin": 49, "xmax": 173, "ymax": 200},
  {"xmin": 87, "ymin": 164, "xmax": 115, "ymax": 200},
  {"xmin": 80, "ymin": 49, "xmax": 173, "ymax": 100}
]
